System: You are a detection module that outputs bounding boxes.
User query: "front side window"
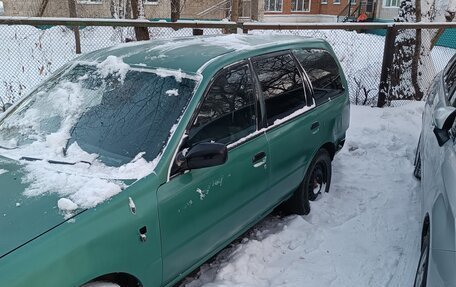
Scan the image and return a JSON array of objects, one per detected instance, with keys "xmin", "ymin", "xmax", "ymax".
[
  {"xmin": 264, "ymin": 0, "xmax": 283, "ymax": 11},
  {"xmin": 293, "ymin": 49, "xmax": 344, "ymax": 105},
  {"xmin": 253, "ymin": 53, "xmax": 307, "ymax": 125},
  {"xmin": 292, "ymin": 0, "xmax": 310, "ymax": 11},
  {"xmin": 186, "ymin": 64, "xmax": 257, "ymax": 147}
]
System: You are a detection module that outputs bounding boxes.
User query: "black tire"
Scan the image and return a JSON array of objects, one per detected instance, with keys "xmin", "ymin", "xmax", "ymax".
[
  {"xmin": 282, "ymin": 149, "xmax": 332, "ymax": 215},
  {"xmin": 306, "ymin": 149, "xmax": 332, "ymax": 201},
  {"xmin": 414, "ymin": 229, "xmax": 430, "ymax": 287},
  {"xmin": 414, "ymin": 136, "xmax": 422, "ymax": 180}
]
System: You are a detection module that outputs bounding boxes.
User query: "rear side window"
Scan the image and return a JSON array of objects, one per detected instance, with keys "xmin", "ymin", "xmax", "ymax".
[
  {"xmin": 253, "ymin": 53, "xmax": 307, "ymax": 125},
  {"xmin": 293, "ymin": 49, "xmax": 344, "ymax": 105},
  {"xmin": 186, "ymin": 64, "xmax": 257, "ymax": 146}
]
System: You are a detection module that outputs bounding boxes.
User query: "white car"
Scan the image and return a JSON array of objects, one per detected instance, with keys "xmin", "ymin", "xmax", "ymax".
[{"xmin": 414, "ymin": 53, "xmax": 456, "ymax": 287}]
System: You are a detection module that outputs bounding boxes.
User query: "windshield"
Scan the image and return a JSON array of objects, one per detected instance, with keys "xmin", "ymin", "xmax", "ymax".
[{"xmin": 0, "ymin": 64, "xmax": 197, "ymax": 168}]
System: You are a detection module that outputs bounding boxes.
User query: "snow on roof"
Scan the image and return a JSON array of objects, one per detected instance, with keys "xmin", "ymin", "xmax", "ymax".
[{"xmin": 79, "ymin": 34, "xmax": 320, "ymax": 75}]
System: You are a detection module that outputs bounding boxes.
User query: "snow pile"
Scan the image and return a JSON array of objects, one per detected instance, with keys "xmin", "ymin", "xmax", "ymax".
[
  {"xmin": 182, "ymin": 102, "xmax": 423, "ymax": 287},
  {"xmin": 166, "ymin": 89, "xmax": 179, "ymax": 96},
  {"xmin": 96, "ymin": 55, "xmax": 130, "ymax": 83},
  {"xmin": 154, "ymin": 68, "xmax": 187, "ymax": 82},
  {"xmin": 0, "ymin": 169, "xmax": 7, "ymax": 175}
]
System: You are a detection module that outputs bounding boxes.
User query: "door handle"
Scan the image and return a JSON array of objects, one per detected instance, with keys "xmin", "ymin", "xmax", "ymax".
[
  {"xmin": 252, "ymin": 151, "xmax": 267, "ymax": 168},
  {"xmin": 311, "ymin": 121, "xmax": 320, "ymax": 133}
]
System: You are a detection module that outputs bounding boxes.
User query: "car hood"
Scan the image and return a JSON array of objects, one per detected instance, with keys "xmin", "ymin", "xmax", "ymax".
[{"xmin": 0, "ymin": 156, "xmax": 78, "ymax": 259}]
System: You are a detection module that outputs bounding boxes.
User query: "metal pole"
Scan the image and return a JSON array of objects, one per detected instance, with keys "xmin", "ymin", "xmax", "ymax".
[{"xmin": 377, "ymin": 26, "xmax": 397, "ymax": 107}]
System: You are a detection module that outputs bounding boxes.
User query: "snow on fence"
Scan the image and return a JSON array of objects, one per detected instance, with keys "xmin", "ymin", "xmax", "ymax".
[{"xmin": 0, "ymin": 18, "xmax": 455, "ymax": 109}]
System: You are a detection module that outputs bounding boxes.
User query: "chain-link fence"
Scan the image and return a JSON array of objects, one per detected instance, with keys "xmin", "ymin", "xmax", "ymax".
[
  {"xmin": 0, "ymin": 19, "xmax": 455, "ymax": 108},
  {"xmin": 243, "ymin": 22, "xmax": 456, "ymax": 106}
]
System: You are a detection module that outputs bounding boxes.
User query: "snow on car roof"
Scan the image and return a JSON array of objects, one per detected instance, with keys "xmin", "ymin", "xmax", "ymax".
[{"xmin": 78, "ymin": 34, "xmax": 325, "ymax": 75}]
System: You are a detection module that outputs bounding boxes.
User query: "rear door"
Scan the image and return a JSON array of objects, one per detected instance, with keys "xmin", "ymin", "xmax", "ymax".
[
  {"xmin": 251, "ymin": 51, "xmax": 318, "ymax": 203},
  {"xmin": 157, "ymin": 62, "xmax": 270, "ymax": 284}
]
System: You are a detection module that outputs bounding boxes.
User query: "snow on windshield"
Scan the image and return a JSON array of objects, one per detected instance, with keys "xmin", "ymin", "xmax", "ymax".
[{"xmin": 0, "ymin": 56, "xmax": 197, "ymax": 218}]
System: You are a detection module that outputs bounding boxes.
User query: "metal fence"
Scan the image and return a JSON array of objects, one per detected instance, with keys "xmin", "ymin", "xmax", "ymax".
[{"xmin": 0, "ymin": 17, "xmax": 455, "ymax": 108}]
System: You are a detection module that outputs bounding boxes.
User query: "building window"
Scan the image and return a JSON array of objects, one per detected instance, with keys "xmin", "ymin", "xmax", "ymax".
[
  {"xmin": 144, "ymin": 0, "xmax": 159, "ymax": 4},
  {"xmin": 264, "ymin": 0, "xmax": 283, "ymax": 12},
  {"xmin": 78, "ymin": 0, "xmax": 102, "ymax": 4},
  {"xmin": 333, "ymin": 0, "xmax": 341, "ymax": 4},
  {"xmin": 321, "ymin": 0, "xmax": 328, "ymax": 4},
  {"xmin": 350, "ymin": 0, "xmax": 356, "ymax": 4},
  {"xmin": 384, "ymin": 0, "xmax": 399, "ymax": 6},
  {"xmin": 292, "ymin": 0, "xmax": 310, "ymax": 11}
]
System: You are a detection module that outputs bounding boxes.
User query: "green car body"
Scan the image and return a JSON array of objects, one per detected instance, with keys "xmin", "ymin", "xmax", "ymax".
[{"xmin": 0, "ymin": 34, "xmax": 349, "ymax": 287}]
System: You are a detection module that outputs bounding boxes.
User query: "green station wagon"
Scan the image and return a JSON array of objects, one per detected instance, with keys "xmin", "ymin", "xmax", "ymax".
[{"xmin": 0, "ymin": 34, "xmax": 349, "ymax": 287}]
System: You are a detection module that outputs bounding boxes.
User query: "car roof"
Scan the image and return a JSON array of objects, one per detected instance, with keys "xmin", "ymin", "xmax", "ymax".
[{"xmin": 78, "ymin": 34, "xmax": 329, "ymax": 75}]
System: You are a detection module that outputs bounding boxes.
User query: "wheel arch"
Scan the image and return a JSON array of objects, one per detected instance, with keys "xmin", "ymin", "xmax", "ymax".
[
  {"xmin": 83, "ymin": 272, "xmax": 143, "ymax": 287},
  {"xmin": 320, "ymin": 142, "xmax": 336, "ymax": 160}
]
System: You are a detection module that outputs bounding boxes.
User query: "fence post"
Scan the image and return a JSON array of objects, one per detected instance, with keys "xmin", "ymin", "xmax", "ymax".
[{"xmin": 377, "ymin": 26, "xmax": 397, "ymax": 107}]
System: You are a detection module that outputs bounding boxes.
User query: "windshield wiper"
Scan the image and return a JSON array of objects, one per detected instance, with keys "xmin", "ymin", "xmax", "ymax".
[
  {"xmin": 0, "ymin": 145, "xmax": 17, "ymax": 150},
  {"xmin": 20, "ymin": 156, "xmax": 92, "ymax": 166}
]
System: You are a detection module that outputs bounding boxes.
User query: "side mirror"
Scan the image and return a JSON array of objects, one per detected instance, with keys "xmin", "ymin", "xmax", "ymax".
[
  {"xmin": 176, "ymin": 142, "xmax": 227, "ymax": 171},
  {"xmin": 433, "ymin": 107, "xmax": 456, "ymax": 147}
]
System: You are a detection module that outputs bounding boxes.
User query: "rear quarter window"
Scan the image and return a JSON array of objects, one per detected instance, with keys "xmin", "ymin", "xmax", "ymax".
[{"xmin": 293, "ymin": 49, "xmax": 344, "ymax": 105}]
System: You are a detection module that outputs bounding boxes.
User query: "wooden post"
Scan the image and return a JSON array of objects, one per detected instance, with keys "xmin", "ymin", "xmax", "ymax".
[
  {"xmin": 68, "ymin": 0, "xmax": 82, "ymax": 54},
  {"xmin": 251, "ymin": 0, "xmax": 259, "ymax": 21},
  {"xmin": 131, "ymin": 0, "xmax": 150, "ymax": 41},
  {"xmin": 377, "ymin": 27, "xmax": 397, "ymax": 107},
  {"xmin": 231, "ymin": 0, "xmax": 239, "ymax": 22}
]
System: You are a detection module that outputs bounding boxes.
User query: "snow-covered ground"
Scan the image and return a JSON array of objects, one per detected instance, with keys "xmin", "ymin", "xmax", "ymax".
[{"xmin": 180, "ymin": 102, "xmax": 423, "ymax": 287}]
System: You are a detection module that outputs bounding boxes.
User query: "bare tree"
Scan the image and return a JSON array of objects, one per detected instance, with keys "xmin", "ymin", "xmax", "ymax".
[
  {"xmin": 391, "ymin": 0, "xmax": 455, "ymax": 102},
  {"xmin": 130, "ymin": 0, "xmax": 150, "ymax": 41},
  {"xmin": 68, "ymin": 0, "xmax": 82, "ymax": 54},
  {"xmin": 37, "ymin": 0, "xmax": 50, "ymax": 17},
  {"xmin": 231, "ymin": 0, "xmax": 240, "ymax": 22},
  {"xmin": 171, "ymin": 0, "xmax": 181, "ymax": 22}
]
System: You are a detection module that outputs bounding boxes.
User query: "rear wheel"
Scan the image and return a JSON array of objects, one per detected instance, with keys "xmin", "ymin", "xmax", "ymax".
[
  {"xmin": 414, "ymin": 229, "xmax": 430, "ymax": 287},
  {"xmin": 307, "ymin": 150, "xmax": 332, "ymax": 201},
  {"xmin": 283, "ymin": 149, "xmax": 332, "ymax": 215}
]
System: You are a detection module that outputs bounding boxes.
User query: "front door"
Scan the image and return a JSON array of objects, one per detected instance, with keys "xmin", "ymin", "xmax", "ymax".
[{"xmin": 157, "ymin": 63, "xmax": 270, "ymax": 284}]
